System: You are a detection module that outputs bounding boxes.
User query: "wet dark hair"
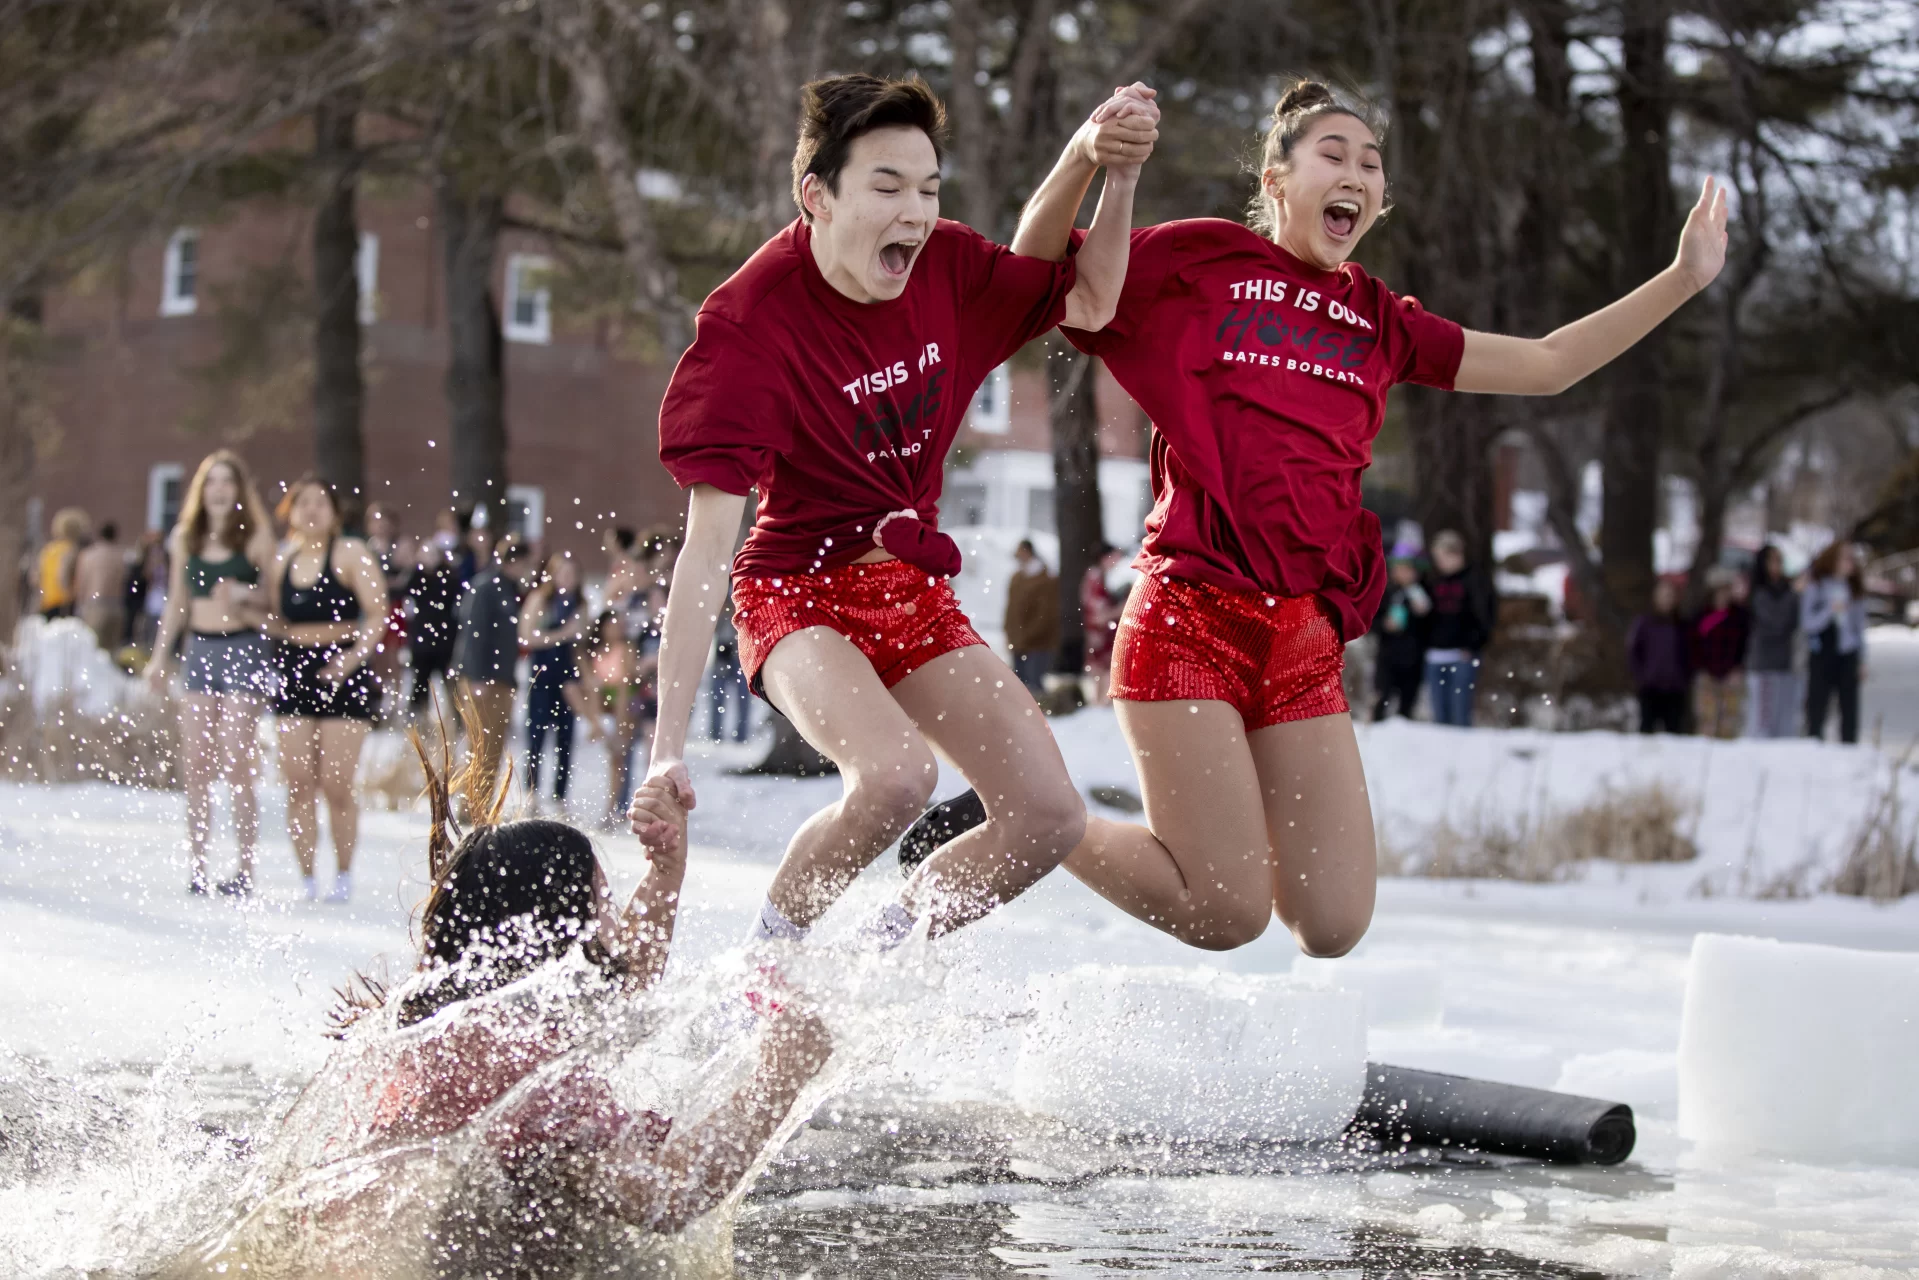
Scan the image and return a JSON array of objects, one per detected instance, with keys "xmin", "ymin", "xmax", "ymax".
[
  {"xmin": 1248, "ymin": 78, "xmax": 1390, "ymax": 238},
  {"xmin": 792, "ymin": 74, "xmax": 948, "ymax": 221},
  {"xmin": 332, "ymin": 700, "xmax": 619, "ymax": 1034}
]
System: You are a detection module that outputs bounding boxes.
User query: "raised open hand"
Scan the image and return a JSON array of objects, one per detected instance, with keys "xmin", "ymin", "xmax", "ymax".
[{"xmin": 1674, "ymin": 175, "xmax": 1730, "ymax": 293}]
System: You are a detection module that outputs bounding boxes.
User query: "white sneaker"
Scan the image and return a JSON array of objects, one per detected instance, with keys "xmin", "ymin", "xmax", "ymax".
[{"xmin": 324, "ymin": 872, "xmax": 352, "ymax": 904}]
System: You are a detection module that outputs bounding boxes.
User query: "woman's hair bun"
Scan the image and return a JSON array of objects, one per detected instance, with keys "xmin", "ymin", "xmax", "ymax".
[{"xmin": 1275, "ymin": 79, "xmax": 1336, "ymax": 118}]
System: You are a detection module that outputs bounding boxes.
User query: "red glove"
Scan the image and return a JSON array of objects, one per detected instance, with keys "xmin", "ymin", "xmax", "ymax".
[{"xmin": 877, "ymin": 511, "xmax": 963, "ymax": 579}]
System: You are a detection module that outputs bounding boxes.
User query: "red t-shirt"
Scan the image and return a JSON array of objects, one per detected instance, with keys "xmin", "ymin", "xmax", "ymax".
[
  {"xmin": 659, "ymin": 218, "xmax": 1074, "ymax": 578},
  {"xmin": 1065, "ymin": 219, "xmax": 1464, "ymax": 640}
]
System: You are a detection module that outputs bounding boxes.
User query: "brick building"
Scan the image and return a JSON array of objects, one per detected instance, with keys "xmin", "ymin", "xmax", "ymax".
[{"xmin": 29, "ymin": 186, "xmax": 1151, "ymax": 562}]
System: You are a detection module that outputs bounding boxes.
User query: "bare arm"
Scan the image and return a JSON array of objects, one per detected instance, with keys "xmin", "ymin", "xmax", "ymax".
[
  {"xmin": 614, "ymin": 778, "xmax": 689, "ymax": 990},
  {"xmin": 1011, "ymin": 85, "xmax": 1158, "ymax": 332},
  {"xmin": 641, "ymin": 484, "xmax": 748, "ymax": 815},
  {"xmin": 145, "ymin": 534, "xmax": 192, "ymax": 683},
  {"xmin": 326, "ymin": 540, "xmax": 388, "ymax": 676},
  {"xmin": 592, "ymin": 1008, "xmax": 832, "ymax": 1233},
  {"xmin": 1456, "ymin": 177, "xmax": 1729, "ymax": 395}
]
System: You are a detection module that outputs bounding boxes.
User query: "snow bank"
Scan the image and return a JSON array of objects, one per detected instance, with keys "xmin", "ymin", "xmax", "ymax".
[
  {"xmin": 1677, "ymin": 933, "xmax": 1919, "ymax": 1164},
  {"xmin": 7, "ymin": 616, "xmax": 138, "ymax": 718},
  {"xmin": 1011, "ymin": 965, "xmax": 1365, "ymax": 1141}
]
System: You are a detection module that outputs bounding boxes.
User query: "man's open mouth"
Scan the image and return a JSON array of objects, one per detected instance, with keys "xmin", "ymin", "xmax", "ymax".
[
  {"xmin": 1323, "ymin": 199, "xmax": 1361, "ymax": 240},
  {"xmin": 878, "ymin": 238, "xmax": 921, "ymax": 278}
]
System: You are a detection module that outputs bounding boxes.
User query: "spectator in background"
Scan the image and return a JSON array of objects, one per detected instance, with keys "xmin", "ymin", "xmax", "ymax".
[
  {"xmin": 73, "ymin": 521, "xmax": 130, "ymax": 653},
  {"xmin": 35, "ymin": 507, "xmax": 89, "ymax": 619},
  {"xmin": 433, "ymin": 507, "xmax": 476, "ymax": 587},
  {"xmin": 520, "ymin": 551, "xmax": 594, "ymax": 814},
  {"xmin": 1803, "ymin": 540, "xmax": 1867, "ymax": 744},
  {"xmin": 266, "ymin": 477, "xmax": 389, "ymax": 904},
  {"xmin": 1004, "ymin": 539, "xmax": 1060, "ymax": 696},
  {"xmin": 146, "ymin": 451, "xmax": 278, "ymax": 896},
  {"xmin": 1745, "ymin": 543, "xmax": 1799, "ymax": 738},
  {"xmin": 362, "ymin": 503, "xmax": 407, "ymax": 720},
  {"xmin": 708, "ymin": 598, "xmax": 752, "ymax": 742},
  {"xmin": 1629, "ymin": 579, "xmax": 1692, "ymax": 734},
  {"xmin": 404, "ymin": 531, "xmax": 463, "ymax": 720},
  {"xmin": 1421, "ymin": 530, "xmax": 1495, "ymax": 727},
  {"xmin": 1370, "ymin": 554, "xmax": 1430, "ymax": 720},
  {"xmin": 1690, "ymin": 567, "xmax": 1749, "ymax": 739},
  {"xmin": 1080, "ymin": 543, "xmax": 1127, "ymax": 705},
  {"xmin": 451, "ymin": 533, "xmax": 535, "ymax": 799}
]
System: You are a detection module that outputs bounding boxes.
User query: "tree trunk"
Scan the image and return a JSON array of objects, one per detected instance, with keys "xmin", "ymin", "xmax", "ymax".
[
  {"xmin": 1049, "ymin": 338, "xmax": 1102, "ymax": 674},
  {"xmin": 945, "ymin": 0, "xmax": 997, "ymax": 235},
  {"xmin": 437, "ymin": 180, "xmax": 508, "ymax": 517},
  {"xmin": 1599, "ymin": 0, "xmax": 1675, "ymax": 628},
  {"xmin": 735, "ymin": 711, "xmax": 837, "ymax": 777},
  {"xmin": 0, "ymin": 304, "xmax": 39, "ymax": 657},
  {"xmin": 312, "ymin": 90, "xmax": 365, "ymax": 508},
  {"xmin": 1408, "ymin": 388, "xmax": 1497, "ymax": 569},
  {"xmin": 553, "ymin": 3, "xmax": 691, "ymax": 352}
]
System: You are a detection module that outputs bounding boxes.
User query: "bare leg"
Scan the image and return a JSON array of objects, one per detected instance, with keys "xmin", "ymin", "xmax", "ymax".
[
  {"xmin": 889, "ymin": 645, "xmax": 1086, "ymax": 934},
  {"xmin": 279, "ymin": 717, "xmax": 322, "ymax": 879},
  {"xmin": 758, "ymin": 628, "xmax": 939, "ymax": 927},
  {"xmin": 318, "ymin": 718, "xmax": 370, "ymax": 875},
  {"xmin": 1251, "ymin": 713, "xmax": 1376, "ymax": 957},
  {"xmin": 1062, "ymin": 699, "xmax": 1274, "ymax": 949},
  {"xmin": 216, "ymin": 693, "xmax": 265, "ymax": 880},
  {"xmin": 181, "ymin": 694, "xmax": 219, "ymax": 882}
]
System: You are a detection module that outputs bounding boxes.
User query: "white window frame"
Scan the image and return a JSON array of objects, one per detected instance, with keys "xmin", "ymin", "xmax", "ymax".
[
  {"xmin": 970, "ymin": 363, "xmax": 1012, "ymax": 434},
  {"xmin": 502, "ymin": 253, "xmax": 552, "ymax": 344},
  {"xmin": 505, "ymin": 484, "xmax": 546, "ymax": 540},
  {"xmin": 356, "ymin": 231, "xmax": 380, "ymax": 324},
  {"xmin": 160, "ymin": 228, "xmax": 199, "ymax": 317},
  {"xmin": 148, "ymin": 463, "xmax": 186, "ymax": 533}
]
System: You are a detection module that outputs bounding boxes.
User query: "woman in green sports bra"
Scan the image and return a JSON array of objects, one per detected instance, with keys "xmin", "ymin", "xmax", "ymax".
[{"xmin": 147, "ymin": 450, "xmax": 278, "ymax": 898}]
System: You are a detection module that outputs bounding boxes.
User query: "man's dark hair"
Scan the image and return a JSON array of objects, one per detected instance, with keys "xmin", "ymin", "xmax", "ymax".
[
  {"xmin": 1016, "ymin": 539, "xmax": 1036, "ymax": 556},
  {"xmin": 99, "ymin": 522, "xmax": 117, "ymax": 542},
  {"xmin": 792, "ymin": 74, "xmax": 947, "ymax": 221}
]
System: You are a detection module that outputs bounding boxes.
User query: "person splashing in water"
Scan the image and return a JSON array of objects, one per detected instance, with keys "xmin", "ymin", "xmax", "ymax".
[{"xmin": 167, "ymin": 713, "xmax": 832, "ymax": 1277}]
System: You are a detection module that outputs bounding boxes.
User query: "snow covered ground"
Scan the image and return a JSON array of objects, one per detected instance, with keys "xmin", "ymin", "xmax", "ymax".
[{"xmin": 2, "ymin": 708, "xmax": 1917, "ymax": 1276}]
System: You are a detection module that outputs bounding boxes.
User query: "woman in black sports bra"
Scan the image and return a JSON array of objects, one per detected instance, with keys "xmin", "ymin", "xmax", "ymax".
[
  {"xmin": 266, "ymin": 477, "xmax": 389, "ymax": 903},
  {"xmin": 147, "ymin": 451, "xmax": 278, "ymax": 897}
]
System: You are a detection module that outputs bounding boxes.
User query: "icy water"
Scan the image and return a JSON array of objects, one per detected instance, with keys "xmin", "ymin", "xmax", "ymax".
[{"xmin": 15, "ymin": 1061, "xmax": 1640, "ymax": 1279}]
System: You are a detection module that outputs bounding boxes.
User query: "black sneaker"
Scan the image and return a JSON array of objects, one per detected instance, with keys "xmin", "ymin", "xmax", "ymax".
[
  {"xmin": 216, "ymin": 873, "xmax": 253, "ymax": 899},
  {"xmin": 898, "ymin": 788, "xmax": 987, "ymax": 873},
  {"xmin": 188, "ymin": 872, "xmax": 210, "ymax": 896}
]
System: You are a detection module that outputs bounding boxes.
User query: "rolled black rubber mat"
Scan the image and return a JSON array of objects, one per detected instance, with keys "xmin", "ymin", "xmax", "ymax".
[
  {"xmin": 898, "ymin": 788, "xmax": 987, "ymax": 872},
  {"xmin": 1349, "ymin": 1063, "xmax": 1636, "ymax": 1165}
]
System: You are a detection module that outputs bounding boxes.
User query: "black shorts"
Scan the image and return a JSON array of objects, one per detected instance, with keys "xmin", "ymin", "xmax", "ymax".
[{"xmin": 272, "ymin": 641, "xmax": 381, "ymax": 721}]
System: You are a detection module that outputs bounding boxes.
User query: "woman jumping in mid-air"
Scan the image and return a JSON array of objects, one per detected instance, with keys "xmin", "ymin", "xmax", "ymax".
[{"xmin": 913, "ymin": 78, "xmax": 1728, "ymax": 957}]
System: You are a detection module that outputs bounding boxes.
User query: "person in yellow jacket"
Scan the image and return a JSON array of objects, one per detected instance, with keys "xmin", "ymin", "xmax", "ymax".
[{"xmin": 34, "ymin": 508, "xmax": 90, "ymax": 619}]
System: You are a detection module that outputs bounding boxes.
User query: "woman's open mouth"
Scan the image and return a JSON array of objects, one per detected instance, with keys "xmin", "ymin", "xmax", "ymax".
[
  {"xmin": 878, "ymin": 239, "xmax": 920, "ymax": 279},
  {"xmin": 1323, "ymin": 200, "xmax": 1360, "ymax": 240}
]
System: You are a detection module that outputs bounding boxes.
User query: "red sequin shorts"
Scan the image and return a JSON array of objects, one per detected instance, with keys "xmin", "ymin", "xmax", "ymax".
[
  {"xmin": 732, "ymin": 559, "xmax": 984, "ymax": 697},
  {"xmin": 1110, "ymin": 574, "xmax": 1348, "ymax": 730}
]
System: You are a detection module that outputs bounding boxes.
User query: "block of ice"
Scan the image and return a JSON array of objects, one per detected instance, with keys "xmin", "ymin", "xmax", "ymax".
[
  {"xmin": 1011, "ymin": 965, "xmax": 1366, "ymax": 1141},
  {"xmin": 1678, "ymin": 933, "xmax": 1919, "ymax": 1164}
]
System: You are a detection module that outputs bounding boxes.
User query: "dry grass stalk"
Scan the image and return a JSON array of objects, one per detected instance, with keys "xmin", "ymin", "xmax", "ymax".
[
  {"xmin": 0, "ymin": 689, "xmax": 178, "ymax": 788},
  {"xmin": 1555, "ymin": 782, "xmax": 1698, "ymax": 865},
  {"xmin": 1829, "ymin": 752, "xmax": 1919, "ymax": 902},
  {"xmin": 1405, "ymin": 782, "xmax": 1697, "ymax": 881}
]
